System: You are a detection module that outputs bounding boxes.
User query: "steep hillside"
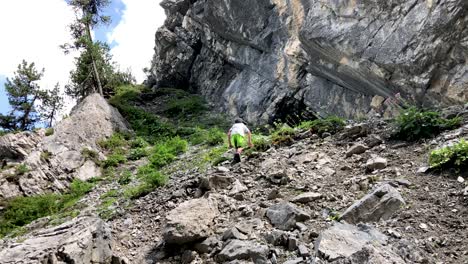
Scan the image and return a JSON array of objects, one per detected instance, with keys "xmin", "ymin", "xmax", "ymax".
[
  {"xmin": 0, "ymin": 89, "xmax": 467, "ymax": 263},
  {"xmin": 148, "ymin": 0, "xmax": 467, "ymax": 124}
]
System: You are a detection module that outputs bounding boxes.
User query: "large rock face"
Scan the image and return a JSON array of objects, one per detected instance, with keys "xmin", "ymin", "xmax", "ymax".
[
  {"xmin": 149, "ymin": 0, "xmax": 467, "ymax": 123},
  {"xmin": 0, "ymin": 94, "xmax": 130, "ymax": 199},
  {"xmin": 0, "ymin": 216, "xmax": 119, "ymax": 264}
]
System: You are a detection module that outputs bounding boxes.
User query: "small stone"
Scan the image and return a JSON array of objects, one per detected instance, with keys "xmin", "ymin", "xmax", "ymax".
[
  {"xmin": 290, "ymin": 192, "xmax": 322, "ymax": 203},
  {"xmin": 346, "ymin": 144, "xmax": 369, "ymax": 157},
  {"xmin": 366, "ymin": 156, "xmax": 387, "ymax": 171},
  {"xmin": 223, "ymin": 227, "xmax": 248, "ymax": 240},
  {"xmin": 295, "ymin": 222, "xmax": 308, "ymax": 232},
  {"xmin": 417, "ymin": 167, "xmax": 429, "ymax": 174},
  {"xmin": 288, "ymin": 237, "xmax": 298, "ymax": 251},
  {"xmin": 267, "ymin": 189, "xmax": 282, "ymax": 200},
  {"xmin": 457, "ymin": 176, "xmax": 464, "ymax": 183},
  {"xmin": 387, "ymin": 229, "xmax": 402, "ymax": 239},
  {"xmin": 298, "ymin": 244, "xmax": 310, "ymax": 257},
  {"xmin": 419, "ymin": 223, "xmax": 428, "ymax": 230},
  {"xmin": 217, "ymin": 166, "xmax": 230, "ymax": 172}
]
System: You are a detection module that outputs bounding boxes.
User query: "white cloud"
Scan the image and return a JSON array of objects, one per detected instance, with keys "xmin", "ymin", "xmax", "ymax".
[
  {"xmin": 0, "ymin": 0, "xmax": 77, "ymax": 113},
  {"xmin": 107, "ymin": 0, "xmax": 166, "ymax": 83}
]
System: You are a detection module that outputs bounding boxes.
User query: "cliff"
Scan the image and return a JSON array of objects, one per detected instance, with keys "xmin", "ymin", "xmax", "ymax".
[{"xmin": 148, "ymin": 0, "xmax": 467, "ymax": 124}]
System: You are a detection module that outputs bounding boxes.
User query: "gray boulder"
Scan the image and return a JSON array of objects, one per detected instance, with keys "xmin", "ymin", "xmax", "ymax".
[
  {"xmin": 317, "ymin": 222, "xmax": 404, "ymax": 263},
  {"xmin": 0, "ymin": 216, "xmax": 119, "ymax": 264},
  {"xmin": 346, "ymin": 144, "xmax": 369, "ymax": 157},
  {"xmin": 290, "ymin": 192, "xmax": 322, "ymax": 203},
  {"xmin": 266, "ymin": 202, "xmax": 310, "ymax": 230},
  {"xmin": 366, "ymin": 156, "xmax": 388, "ymax": 171},
  {"xmin": 163, "ymin": 198, "xmax": 220, "ymax": 244},
  {"xmin": 0, "ymin": 94, "xmax": 130, "ymax": 200},
  {"xmin": 341, "ymin": 184, "xmax": 405, "ymax": 224},
  {"xmin": 217, "ymin": 240, "xmax": 269, "ymax": 263}
]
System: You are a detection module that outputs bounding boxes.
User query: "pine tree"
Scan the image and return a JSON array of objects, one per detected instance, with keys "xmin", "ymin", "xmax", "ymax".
[
  {"xmin": 65, "ymin": 41, "xmax": 135, "ymax": 99},
  {"xmin": 0, "ymin": 60, "xmax": 46, "ymax": 131},
  {"xmin": 62, "ymin": 0, "xmax": 111, "ymax": 97},
  {"xmin": 40, "ymin": 83, "xmax": 64, "ymax": 127}
]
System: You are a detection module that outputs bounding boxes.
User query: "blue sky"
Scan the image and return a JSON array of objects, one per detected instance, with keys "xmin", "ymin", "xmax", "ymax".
[{"xmin": 0, "ymin": 0, "xmax": 165, "ymax": 115}]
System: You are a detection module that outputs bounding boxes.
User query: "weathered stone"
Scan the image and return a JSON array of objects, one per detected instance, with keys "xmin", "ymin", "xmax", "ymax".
[
  {"xmin": 194, "ymin": 236, "xmax": 221, "ymax": 254},
  {"xmin": 268, "ymin": 170, "xmax": 289, "ymax": 185},
  {"xmin": 298, "ymin": 244, "xmax": 310, "ymax": 257},
  {"xmin": 217, "ymin": 240, "xmax": 269, "ymax": 263},
  {"xmin": 230, "ymin": 179, "xmax": 248, "ymax": 195},
  {"xmin": 0, "ymin": 94, "xmax": 130, "ymax": 200},
  {"xmin": 290, "ymin": 192, "xmax": 322, "ymax": 203},
  {"xmin": 164, "ymin": 198, "xmax": 219, "ymax": 244},
  {"xmin": 317, "ymin": 222, "xmax": 399, "ymax": 262},
  {"xmin": 365, "ymin": 135, "xmax": 383, "ymax": 148},
  {"xmin": 341, "ymin": 184, "xmax": 405, "ymax": 224},
  {"xmin": 366, "ymin": 156, "xmax": 388, "ymax": 171},
  {"xmin": 0, "ymin": 216, "xmax": 116, "ymax": 264},
  {"xmin": 199, "ymin": 174, "xmax": 236, "ymax": 191},
  {"xmin": 266, "ymin": 202, "xmax": 310, "ymax": 230},
  {"xmin": 346, "ymin": 144, "xmax": 369, "ymax": 157},
  {"xmin": 223, "ymin": 227, "xmax": 248, "ymax": 241},
  {"xmin": 0, "ymin": 131, "xmax": 43, "ymax": 160}
]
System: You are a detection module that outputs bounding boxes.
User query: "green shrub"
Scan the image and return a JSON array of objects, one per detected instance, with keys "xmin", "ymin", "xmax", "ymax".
[
  {"xmin": 45, "ymin": 128, "xmax": 54, "ymax": 136},
  {"xmin": 0, "ymin": 179, "xmax": 94, "ymax": 237},
  {"xmin": 271, "ymin": 125, "xmax": 296, "ymax": 146},
  {"xmin": 81, "ymin": 148, "xmax": 100, "ymax": 164},
  {"xmin": 202, "ymin": 145, "xmax": 229, "ymax": 166},
  {"xmin": 100, "ymin": 189, "xmax": 119, "ymax": 199},
  {"xmin": 165, "ymin": 96, "xmax": 208, "ymax": 118},
  {"xmin": 137, "ymin": 165, "xmax": 167, "ymax": 187},
  {"xmin": 16, "ymin": 164, "xmax": 29, "ymax": 175},
  {"xmin": 393, "ymin": 107, "xmax": 461, "ymax": 141},
  {"xmin": 128, "ymin": 148, "xmax": 149, "ymax": 160},
  {"xmin": 40, "ymin": 151, "xmax": 52, "ymax": 162},
  {"xmin": 98, "ymin": 133, "xmax": 127, "ymax": 151},
  {"xmin": 103, "ymin": 153, "xmax": 127, "ymax": 168},
  {"xmin": 153, "ymin": 87, "xmax": 189, "ymax": 98},
  {"xmin": 124, "ymin": 165, "xmax": 167, "ymax": 199},
  {"xmin": 429, "ymin": 139, "xmax": 468, "ymax": 171},
  {"xmin": 298, "ymin": 116, "xmax": 346, "ymax": 135},
  {"xmin": 251, "ymin": 135, "xmax": 271, "ymax": 152},
  {"xmin": 130, "ymin": 137, "xmax": 149, "ymax": 148},
  {"xmin": 118, "ymin": 170, "xmax": 132, "ymax": 185},
  {"xmin": 205, "ymin": 128, "xmax": 225, "ymax": 146},
  {"xmin": 149, "ymin": 137, "xmax": 188, "ymax": 168}
]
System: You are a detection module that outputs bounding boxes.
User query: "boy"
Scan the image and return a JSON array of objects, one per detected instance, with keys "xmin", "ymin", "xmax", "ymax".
[{"xmin": 227, "ymin": 118, "xmax": 253, "ymax": 163}]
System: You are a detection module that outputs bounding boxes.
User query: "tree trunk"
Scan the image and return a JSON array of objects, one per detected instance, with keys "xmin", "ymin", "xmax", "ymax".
[{"xmin": 85, "ymin": 22, "xmax": 103, "ymax": 96}]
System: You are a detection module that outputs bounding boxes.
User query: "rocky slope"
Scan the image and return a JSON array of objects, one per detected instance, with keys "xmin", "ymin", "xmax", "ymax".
[
  {"xmin": 0, "ymin": 93, "xmax": 130, "ymax": 200},
  {"xmin": 0, "ymin": 93, "xmax": 467, "ymax": 263},
  {"xmin": 148, "ymin": 0, "xmax": 467, "ymax": 123}
]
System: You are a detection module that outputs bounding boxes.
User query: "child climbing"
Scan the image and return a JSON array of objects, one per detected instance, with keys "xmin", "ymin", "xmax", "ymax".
[{"xmin": 227, "ymin": 118, "xmax": 253, "ymax": 163}]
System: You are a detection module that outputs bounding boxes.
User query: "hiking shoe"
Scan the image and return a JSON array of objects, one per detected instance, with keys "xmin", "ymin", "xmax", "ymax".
[{"xmin": 233, "ymin": 153, "xmax": 241, "ymax": 163}]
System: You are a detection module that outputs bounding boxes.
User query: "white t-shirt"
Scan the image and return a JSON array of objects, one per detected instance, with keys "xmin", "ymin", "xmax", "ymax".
[{"xmin": 229, "ymin": 123, "xmax": 250, "ymax": 136}]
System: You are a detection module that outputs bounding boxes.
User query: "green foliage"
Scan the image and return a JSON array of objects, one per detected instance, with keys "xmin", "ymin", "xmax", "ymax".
[
  {"xmin": 81, "ymin": 148, "xmax": 99, "ymax": 163},
  {"xmin": 130, "ymin": 137, "xmax": 149, "ymax": 148},
  {"xmin": 124, "ymin": 165, "xmax": 167, "ymax": 199},
  {"xmin": 150, "ymin": 137, "xmax": 188, "ymax": 168},
  {"xmin": 0, "ymin": 60, "xmax": 62, "ymax": 131},
  {"xmin": 40, "ymin": 151, "xmax": 52, "ymax": 162},
  {"xmin": 128, "ymin": 148, "xmax": 149, "ymax": 161},
  {"xmin": 164, "ymin": 95, "xmax": 208, "ymax": 118},
  {"xmin": 429, "ymin": 139, "xmax": 468, "ymax": 171},
  {"xmin": 100, "ymin": 189, "xmax": 119, "ymax": 199},
  {"xmin": 271, "ymin": 125, "xmax": 296, "ymax": 146},
  {"xmin": 16, "ymin": 164, "xmax": 29, "ymax": 175},
  {"xmin": 118, "ymin": 170, "xmax": 132, "ymax": 185},
  {"xmin": 103, "ymin": 153, "xmax": 127, "ymax": 168},
  {"xmin": 98, "ymin": 133, "xmax": 126, "ymax": 150},
  {"xmin": 45, "ymin": 128, "xmax": 54, "ymax": 136},
  {"xmin": 0, "ymin": 179, "xmax": 93, "ymax": 237},
  {"xmin": 298, "ymin": 116, "xmax": 346, "ymax": 135},
  {"xmin": 190, "ymin": 127, "xmax": 225, "ymax": 146},
  {"xmin": 137, "ymin": 165, "xmax": 167, "ymax": 187},
  {"xmin": 251, "ymin": 134, "xmax": 271, "ymax": 152},
  {"xmin": 110, "ymin": 87, "xmax": 177, "ymax": 143},
  {"xmin": 202, "ymin": 145, "xmax": 229, "ymax": 166},
  {"xmin": 393, "ymin": 107, "xmax": 461, "ymax": 141}
]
